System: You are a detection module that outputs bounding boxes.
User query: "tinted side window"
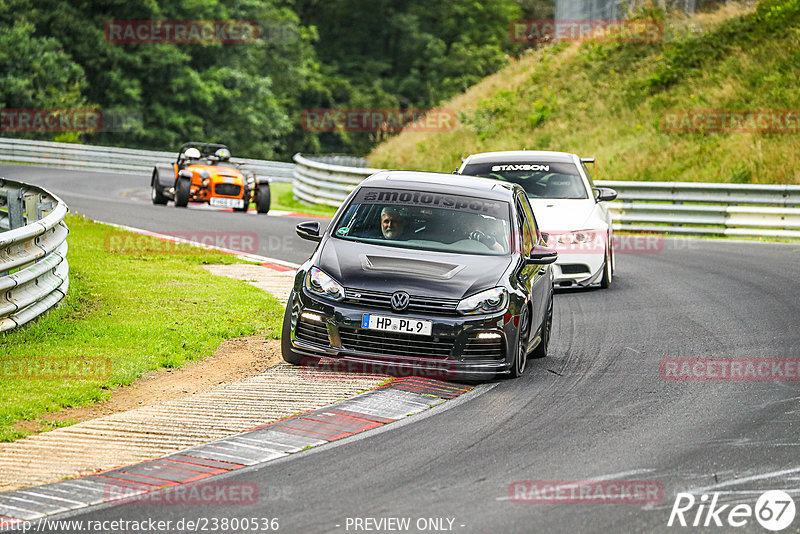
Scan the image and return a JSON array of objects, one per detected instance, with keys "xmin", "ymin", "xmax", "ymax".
[
  {"xmin": 515, "ymin": 199, "xmax": 533, "ymax": 256},
  {"xmin": 518, "ymin": 194, "xmax": 540, "ymax": 238}
]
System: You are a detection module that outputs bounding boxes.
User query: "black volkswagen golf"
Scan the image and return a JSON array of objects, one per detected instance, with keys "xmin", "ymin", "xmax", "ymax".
[{"xmin": 281, "ymin": 171, "xmax": 557, "ymax": 380}]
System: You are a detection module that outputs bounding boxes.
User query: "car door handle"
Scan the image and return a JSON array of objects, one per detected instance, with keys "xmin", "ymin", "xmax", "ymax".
[{"xmin": 538, "ymin": 267, "xmax": 547, "ymax": 275}]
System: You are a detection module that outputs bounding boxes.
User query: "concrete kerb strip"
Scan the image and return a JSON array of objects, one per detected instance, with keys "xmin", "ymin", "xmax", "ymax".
[
  {"xmin": 0, "ymin": 377, "xmax": 473, "ymax": 527},
  {"xmin": 0, "ymin": 364, "xmax": 391, "ymax": 493}
]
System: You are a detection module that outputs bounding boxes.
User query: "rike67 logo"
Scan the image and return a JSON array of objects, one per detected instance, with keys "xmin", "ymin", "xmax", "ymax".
[{"xmin": 668, "ymin": 490, "xmax": 796, "ymax": 531}]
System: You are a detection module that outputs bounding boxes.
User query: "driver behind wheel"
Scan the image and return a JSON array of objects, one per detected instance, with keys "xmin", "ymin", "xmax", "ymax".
[{"xmin": 380, "ymin": 207, "xmax": 407, "ymax": 240}]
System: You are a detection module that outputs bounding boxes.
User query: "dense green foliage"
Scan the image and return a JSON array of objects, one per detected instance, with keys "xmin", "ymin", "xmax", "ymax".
[
  {"xmin": 370, "ymin": 0, "xmax": 800, "ymax": 184},
  {"xmin": 1, "ymin": 0, "xmax": 526, "ymax": 159}
]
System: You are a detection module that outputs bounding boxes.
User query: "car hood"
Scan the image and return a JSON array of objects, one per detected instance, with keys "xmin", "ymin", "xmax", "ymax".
[
  {"xmin": 529, "ymin": 198, "xmax": 604, "ymax": 232},
  {"xmin": 187, "ymin": 164, "xmax": 244, "ymax": 180},
  {"xmin": 317, "ymin": 238, "xmax": 512, "ymax": 299}
]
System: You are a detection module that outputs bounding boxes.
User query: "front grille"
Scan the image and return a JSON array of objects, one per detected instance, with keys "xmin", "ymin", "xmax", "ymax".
[
  {"xmin": 462, "ymin": 333, "xmax": 505, "ymax": 361},
  {"xmin": 339, "ymin": 327, "xmax": 454, "ymax": 358},
  {"xmin": 344, "ymin": 288, "xmax": 459, "ymax": 316},
  {"xmin": 295, "ymin": 317, "xmax": 329, "ymax": 346},
  {"xmin": 560, "ymin": 264, "xmax": 590, "ymax": 274},
  {"xmin": 214, "ymin": 183, "xmax": 241, "ymax": 196}
]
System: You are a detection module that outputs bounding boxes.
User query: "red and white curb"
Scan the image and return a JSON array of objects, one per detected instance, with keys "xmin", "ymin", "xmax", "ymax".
[
  {"xmin": 181, "ymin": 203, "xmax": 331, "ymax": 220},
  {"xmin": 0, "ymin": 377, "xmax": 472, "ymax": 526}
]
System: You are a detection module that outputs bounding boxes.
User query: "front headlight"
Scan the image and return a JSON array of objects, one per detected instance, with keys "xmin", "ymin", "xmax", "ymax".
[
  {"xmin": 547, "ymin": 230, "xmax": 605, "ymax": 251},
  {"xmin": 304, "ymin": 267, "xmax": 345, "ymax": 301},
  {"xmin": 457, "ymin": 287, "xmax": 508, "ymax": 315},
  {"xmin": 556, "ymin": 230, "xmax": 598, "ymax": 245}
]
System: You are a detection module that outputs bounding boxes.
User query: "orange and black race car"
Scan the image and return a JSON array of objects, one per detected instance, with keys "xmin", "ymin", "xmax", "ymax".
[{"xmin": 150, "ymin": 142, "xmax": 270, "ymax": 213}]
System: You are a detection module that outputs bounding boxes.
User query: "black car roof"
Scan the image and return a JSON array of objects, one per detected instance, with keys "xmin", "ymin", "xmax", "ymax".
[{"xmin": 361, "ymin": 170, "xmax": 518, "ymax": 202}]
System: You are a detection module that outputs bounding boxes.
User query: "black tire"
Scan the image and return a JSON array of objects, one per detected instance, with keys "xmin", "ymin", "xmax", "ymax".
[
  {"xmin": 281, "ymin": 302, "xmax": 304, "ymax": 365},
  {"xmin": 531, "ymin": 294, "xmax": 553, "ymax": 359},
  {"xmin": 509, "ymin": 307, "xmax": 530, "ymax": 378},
  {"xmin": 174, "ymin": 176, "xmax": 191, "ymax": 208},
  {"xmin": 600, "ymin": 250, "xmax": 613, "ymax": 288},
  {"xmin": 151, "ymin": 169, "xmax": 168, "ymax": 205},
  {"xmin": 256, "ymin": 183, "xmax": 271, "ymax": 214}
]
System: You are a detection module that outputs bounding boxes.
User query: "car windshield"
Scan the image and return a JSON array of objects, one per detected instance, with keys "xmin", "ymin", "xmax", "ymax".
[
  {"xmin": 332, "ymin": 187, "xmax": 511, "ymax": 255},
  {"xmin": 462, "ymin": 161, "xmax": 588, "ymax": 199}
]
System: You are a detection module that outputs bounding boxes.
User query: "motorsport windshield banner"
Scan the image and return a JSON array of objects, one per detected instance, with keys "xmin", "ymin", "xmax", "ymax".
[{"xmin": 354, "ymin": 187, "xmax": 508, "ymax": 217}]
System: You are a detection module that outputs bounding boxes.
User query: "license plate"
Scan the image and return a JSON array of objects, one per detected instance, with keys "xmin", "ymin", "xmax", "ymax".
[
  {"xmin": 361, "ymin": 314, "xmax": 432, "ymax": 336},
  {"xmin": 210, "ymin": 197, "xmax": 244, "ymax": 208}
]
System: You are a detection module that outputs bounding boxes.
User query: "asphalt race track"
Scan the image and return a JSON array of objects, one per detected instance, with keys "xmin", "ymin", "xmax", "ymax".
[{"xmin": 3, "ymin": 164, "xmax": 800, "ymax": 533}]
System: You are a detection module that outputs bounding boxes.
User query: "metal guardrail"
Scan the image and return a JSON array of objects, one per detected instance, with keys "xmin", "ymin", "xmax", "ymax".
[
  {"xmin": 0, "ymin": 178, "xmax": 69, "ymax": 332},
  {"xmin": 0, "ymin": 137, "xmax": 295, "ymax": 182},
  {"xmin": 292, "ymin": 154, "xmax": 375, "ymax": 207},
  {"xmin": 292, "ymin": 154, "xmax": 800, "ymax": 239}
]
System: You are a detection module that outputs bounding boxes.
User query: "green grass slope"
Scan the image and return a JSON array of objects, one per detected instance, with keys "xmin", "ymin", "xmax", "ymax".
[
  {"xmin": 369, "ymin": 0, "xmax": 800, "ymax": 184},
  {"xmin": 0, "ymin": 215, "xmax": 283, "ymax": 441}
]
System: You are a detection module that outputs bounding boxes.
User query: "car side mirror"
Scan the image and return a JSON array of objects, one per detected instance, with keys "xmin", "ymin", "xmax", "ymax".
[
  {"xmin": 526, "ymin": 245, "xmax": 557, "ymax": 265},
  {"xmin": 296, "ymin": 221, "xmax": 321, "ymax": 242},
  {"xmin": 593, "ymin": 187, "xmax": 617, "ymax": 202}
]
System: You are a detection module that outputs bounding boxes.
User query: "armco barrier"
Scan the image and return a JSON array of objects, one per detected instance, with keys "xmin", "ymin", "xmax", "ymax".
[
  {"xmin": 0, "ymin": 178, "xmax": 69, "ymax": 332},
  {"xmin": 292, "ymin": 154, "xmax": 375, "ymax": 207},
  {"xmin": 292, "ymin": 154, "xmax": 800, "ymax": 239},
  {"xmin": 0, "ymin": 137, "xmax": 295, "ymax": 182}
]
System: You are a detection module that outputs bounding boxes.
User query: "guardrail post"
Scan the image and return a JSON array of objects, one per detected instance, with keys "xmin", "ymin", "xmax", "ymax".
[
  {"xmin": 24, "ymin": 192, "xmax": 41, "ymax": 223},
  {"xmin": 7, "ymin": 187, "xmax": 24, "ymax": 229},
  {"xmin": 37, "ymin": 199, "xmax": 54, "ymax": 220}
]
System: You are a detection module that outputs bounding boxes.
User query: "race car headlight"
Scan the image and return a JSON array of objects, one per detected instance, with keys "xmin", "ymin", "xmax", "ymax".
[
  {"xmin": 304, "ymin": 267, "xmax": 345, "ymax": 301},
  {"xmin": 199, "ymin": 170, "xmax": 210, "ymax": 180},
  {"xmin": 457, "ymin": 287, "xmax": 508, "ymax": 315}
]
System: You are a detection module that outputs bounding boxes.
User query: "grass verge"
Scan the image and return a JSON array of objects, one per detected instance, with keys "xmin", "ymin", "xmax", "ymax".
[
  {"xmin": 0, "ymin": 214, "xmax": 284, "ymax": 442},
  {"xmin": 270, "ymin": 182, "xmax": 338, "ymax": 218}
]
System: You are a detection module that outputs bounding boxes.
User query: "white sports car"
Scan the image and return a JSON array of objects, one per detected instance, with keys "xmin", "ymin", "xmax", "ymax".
[{"xmin": 458, "ymin": 150, "xmax": 617, "ymax": 288}]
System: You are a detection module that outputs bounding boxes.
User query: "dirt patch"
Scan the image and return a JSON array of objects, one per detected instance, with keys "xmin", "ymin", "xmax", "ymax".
[{"xmin": 13, "ymin": 336, "xmax": 283, "ymax": 436}]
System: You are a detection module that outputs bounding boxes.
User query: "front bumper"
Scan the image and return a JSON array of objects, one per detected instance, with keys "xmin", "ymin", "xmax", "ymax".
[
  {"xmin": 553, "ymin": 252, "xmax": 605, "ymax": 288},
  {"xmin": 285, "ymin": 288, "xmax": 516, "ymax": 380}
]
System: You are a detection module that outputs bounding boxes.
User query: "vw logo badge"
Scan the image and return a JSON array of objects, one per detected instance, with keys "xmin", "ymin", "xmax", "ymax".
[{"xmin": 390, "ymin": 291, "xmax": 410, "ymax": 312}]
